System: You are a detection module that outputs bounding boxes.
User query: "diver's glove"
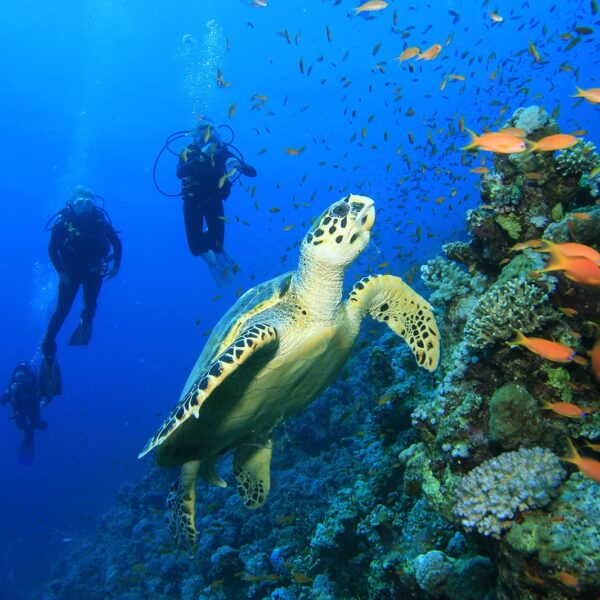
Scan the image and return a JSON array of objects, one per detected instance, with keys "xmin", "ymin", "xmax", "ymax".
[
  {"xmin": 235, "ymin": 162, "xmax": 257, "ymax": 177},
  {"xmin": 227, "ymin": 160, "xmax": 256, "ymax": 177}
]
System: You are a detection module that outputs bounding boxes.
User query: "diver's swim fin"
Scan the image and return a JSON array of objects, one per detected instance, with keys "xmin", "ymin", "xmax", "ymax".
[
  {"xmin": 19, "ymin": 431, "xmax": 34, "ymax": 466},
  {"xmin": 39, "ymin": 356, "xmax": 62, "ymax": 400},
  {"xmin": 202, "ymin": 249, "xmax": 239, "ymax": 289},
  {"xmin": 69, "ymin": 321, "xmax": 93, "ymax": 346}
]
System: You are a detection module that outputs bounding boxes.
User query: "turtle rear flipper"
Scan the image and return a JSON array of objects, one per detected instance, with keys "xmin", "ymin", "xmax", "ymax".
[
  {"xmin": 234, "ymin": 438, "xmax": 273, "ymax": 509},
  {"xmin": 348, "ymin": 274, "xmax": 440, "ymax": 371},
  {"xmin": 138, "ymin": 323, "xmax": 279, "ymax": 461},
  {"xmin": 167, "ymin": 460, "xmax": 200, "ymax": 549}
]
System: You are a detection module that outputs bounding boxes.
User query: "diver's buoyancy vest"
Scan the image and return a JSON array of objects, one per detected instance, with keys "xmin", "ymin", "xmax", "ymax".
[
  {"xmin": 182, "ymin": 143, "xmax": 232, "ymax": 198},
  {"xmin": 56, "ymin": 209, "xmax": 111, "ymax": 267}
]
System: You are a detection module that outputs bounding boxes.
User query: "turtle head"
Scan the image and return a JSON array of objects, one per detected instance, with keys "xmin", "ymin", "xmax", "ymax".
[{"xmin": 302, "ymin": 194, "xmax": 375, "ymax": 267}]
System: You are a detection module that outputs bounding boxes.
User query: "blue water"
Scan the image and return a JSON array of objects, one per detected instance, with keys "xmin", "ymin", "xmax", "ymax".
[{"xmin": 0, "ymin": 0, "xmax": 598, "ymax": 595}]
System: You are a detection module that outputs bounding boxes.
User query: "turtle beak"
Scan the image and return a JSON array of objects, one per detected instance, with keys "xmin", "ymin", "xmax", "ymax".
[{"xmin": 359, "ymin": 201, "xmax": 375, "ymax": 232}]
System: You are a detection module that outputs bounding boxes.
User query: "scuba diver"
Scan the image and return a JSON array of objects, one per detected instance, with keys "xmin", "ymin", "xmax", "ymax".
[
  {"xmin": 40, "ymin": 186, "xmax": 122, "ymax": 398},
  {"xmin": 1, "ymin": 362, "xmax": 47, "ymax": 465},
  {"xmin": 165, "ymin": 118, "xmax": 256, "ymax": 287}
]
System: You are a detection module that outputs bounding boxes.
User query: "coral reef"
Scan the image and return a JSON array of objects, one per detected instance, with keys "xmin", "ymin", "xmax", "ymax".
[
  {"xmin": 504, "ymin": 473, "xmax": 600, "ymax": 594},
  {"xmin": 35, "ymin": 105, "xmax": 600, "ymax": 600}
]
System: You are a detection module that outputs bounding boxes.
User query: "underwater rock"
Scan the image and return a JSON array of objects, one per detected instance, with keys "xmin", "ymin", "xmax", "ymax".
[
  {"xmin": 465, "ymin": 208, "xmax": 510, "ymax": 269},
  {"xmin": 504, "ymin": 473, "xmax": 600, "ymax": 596},
  {"xmin": 442, "ymin": 240, "xmax": 480, "ymax": 267},
  {"xmin": 488, "ymin": 382, "xmax": 543, "ymax": 450},
  {"xmin": 481, "ymin": 172, "xmax": 522, "ymax": 214},
  {"xmin": 414, "ymin": 550, "xmax": 453, "ymax": 596},
  {"xmin": 414, "ymin": 550, "xmax": 495, "ymax": 600}
]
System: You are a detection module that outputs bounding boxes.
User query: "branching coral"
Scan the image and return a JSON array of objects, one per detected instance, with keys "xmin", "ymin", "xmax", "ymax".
[
  {"xmin": 454, "ymin": 448, "xmax": 565, "ymax": 538},
  {"xmin": 464, "ymin": 277, "xmax": 556, "ymax": 350},
  {"xmin": 556, "ymin": 141, "xmax": 600, "ymax": 177}
]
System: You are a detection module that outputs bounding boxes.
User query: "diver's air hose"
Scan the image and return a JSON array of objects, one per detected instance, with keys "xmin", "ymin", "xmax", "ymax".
[
  {"xmin": 152, "ymin": 131, "xmax": 191, "ymax": 197},
  {"xmin": 152, "ymin": 126, "xmax": 250, "ymax": 197}
]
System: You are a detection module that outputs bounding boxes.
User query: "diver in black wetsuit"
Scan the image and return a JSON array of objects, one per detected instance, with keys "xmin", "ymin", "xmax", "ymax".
[
  {"xmin": 176, "ymin": 118, "xmax": 256, "ymax": 286},
  {"xmin": 1, "ymin": 363, "xmax": 47, "ymax": 464},
  {"xmin": 40, "ymin": 187, "xmax": 122, "ymax": 397}
]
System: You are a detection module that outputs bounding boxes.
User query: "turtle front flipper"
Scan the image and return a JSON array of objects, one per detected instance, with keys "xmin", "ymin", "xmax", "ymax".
[
  {"xmin": 233, "ymin": 438, "xmax": 273, "ymax": 509},
  {"xmin": 167, "ymin": 460, "xmax": 200, "ymax": 549},
  {"xmin": 347, "ymin": 274, "xmax": 440, "ymax": 371},
  {"xmin": 138, "ymin": 323, "xmax": 279, "ymax": 461}
]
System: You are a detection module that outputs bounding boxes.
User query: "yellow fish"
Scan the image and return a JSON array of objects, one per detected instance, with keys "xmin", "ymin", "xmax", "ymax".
[
  {"xmin": 218, "ymin": 168, "xmax": 237, "ymax": 189},
  {"xmin": 354, "ymin": 1, "xmax": 388, "ymax": 13}
]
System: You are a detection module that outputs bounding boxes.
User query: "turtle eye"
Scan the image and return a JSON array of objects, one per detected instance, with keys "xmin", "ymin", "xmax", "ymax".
[{"xmin": 330, "ymin": 202, "xmax": 349, "ymax": 218}]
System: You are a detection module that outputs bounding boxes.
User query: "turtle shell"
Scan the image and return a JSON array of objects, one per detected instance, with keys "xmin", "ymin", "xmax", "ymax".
[{"xmin": 178, "ymin": 271, "xmax": 293, "ymax": 403}]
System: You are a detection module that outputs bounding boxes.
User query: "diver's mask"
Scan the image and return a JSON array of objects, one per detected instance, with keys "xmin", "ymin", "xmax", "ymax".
[
  {"xmin": 193, "ymin": 121, "xmax": 221, "ymax": 149},
  {"xmin": 71, "ymin": 195, "xmax": 94, "ymax": 216}
]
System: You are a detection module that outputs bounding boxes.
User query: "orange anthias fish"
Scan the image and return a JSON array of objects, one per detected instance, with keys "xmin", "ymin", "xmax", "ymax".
[
  {"xmin": 534, "ymin": 243, "xmax": 600, "ymax": 286},
  {"xmin": 461, "ymin": 129, "xmax": 527, "ymax": 154},
  {"xmin": 500, "ymin": 127, "xmax": 527, "ymax": 137},
  {"xmin": 569, "ymin": 212, "xmax": 592, "ymax": 221},
  {"xmin": 584, "ymin": 439, "xmax": 600, "ymax": 452},
  {"xmin": 527, "ymin": 134, "xmax": 580, "ymax": 152},
  {"xmin": 561, "ymin": 438, "xmax": 600, "ymax": 483},
  {"xmin": 553, "ymin": 571, "xmax": 580, "ymax": 588},
  {"xmin": 572, "ymin": 86, "xmax": 600, "ymax": 104},
  {"xmin": 535, "ymin": 240, "xmax": 600, "ymax": 265},
  {"xmin": 396, "ymin": 47, "xmax": 420, "ymax": 62},
  {"xmin": 417, "ymin": 44, "xmax": 442, "ymax": 61},
  {"xmin": 540, "ymin": 399, "xmax": 596, "ymax": 418},
  {"xmin": 507, "ymin": 330, "xmax": 576, "ymax": 363},
  {"xmin": 354, "ymin": 1, "xmax": 388, "ymax": 13},
  {"xmin": 510, "ymin": 239, "xmax": 543, "ymax": 252}
]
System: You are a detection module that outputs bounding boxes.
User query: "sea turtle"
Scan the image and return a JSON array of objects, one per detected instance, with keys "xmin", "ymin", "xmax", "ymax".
[{"xmin": 139, "ymin": 194, "xmax": 440, "ymax": 548}]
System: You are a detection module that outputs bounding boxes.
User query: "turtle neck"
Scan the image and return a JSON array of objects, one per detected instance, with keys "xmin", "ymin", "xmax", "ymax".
[{"xmin": 291, "ymin": 249, "xmax": 346, "ymax": 322}]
